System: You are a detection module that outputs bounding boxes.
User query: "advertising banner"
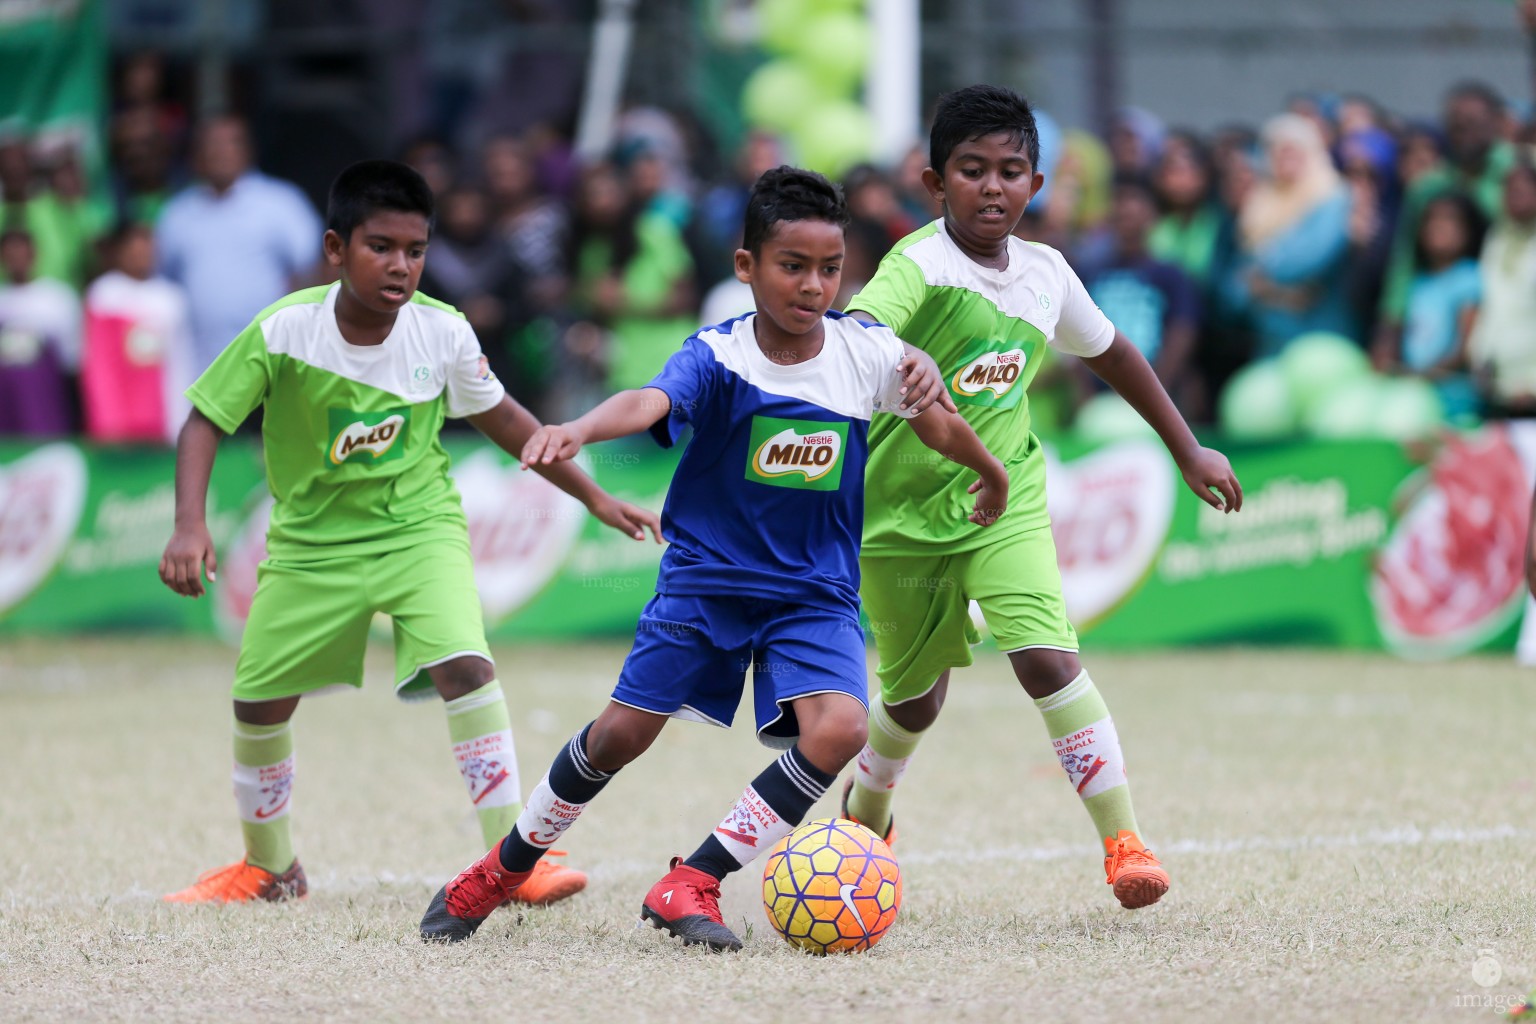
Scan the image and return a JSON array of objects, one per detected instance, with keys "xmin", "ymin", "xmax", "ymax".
[{"xmin": 1, "ymin": 428, "xmax": 1530, "ymax": 659}]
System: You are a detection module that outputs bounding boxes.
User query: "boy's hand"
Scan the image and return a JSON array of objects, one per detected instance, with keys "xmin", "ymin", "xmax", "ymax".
[
  {"xmin": 587, "ymin": 494, "xmax": 664, "ymax": 543},
  {"xmin": 160, "ymin": 524, "xmax": 218, "ymax": 597},
  {"xmin": 966, "ymin": 472, "xmax": 1009, "ymax": 526},
  {"xmin": 1178, "ymin": 446, "xmax": 1243, "ymax": 513},
  {"xmin": 520, "ymin": 424, "xmax": 586, "ymax": 469},
  {"xmin": 896, "ymin": 349, "xmax": 958, "ymax": 413}
]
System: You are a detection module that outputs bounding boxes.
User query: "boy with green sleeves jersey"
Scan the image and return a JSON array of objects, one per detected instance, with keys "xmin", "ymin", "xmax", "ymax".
[
  {"xmin": 843, "ymin": 86, "xmax": 1244, "ymax": 910},
  {"xmin": 159, "ymin": 160, "xmax": 661, "ymax": 906}
]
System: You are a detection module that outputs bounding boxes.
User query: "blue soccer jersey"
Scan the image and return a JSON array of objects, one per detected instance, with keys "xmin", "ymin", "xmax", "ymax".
[{"xmin": 645, "ymin": 311, "xmax": 917, "ymax": 615}]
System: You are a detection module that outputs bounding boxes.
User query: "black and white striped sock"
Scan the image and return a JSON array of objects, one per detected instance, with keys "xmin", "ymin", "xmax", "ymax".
[
  {"xmin": 501, "ymin": 723, "xmax": 614, "ymax": 872},
  {"xmin": 684, "ymin": 745, "xmax": 835, "ymax": 879}
]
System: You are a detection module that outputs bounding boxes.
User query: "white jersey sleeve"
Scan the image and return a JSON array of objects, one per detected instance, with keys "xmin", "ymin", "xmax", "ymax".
[
  {"xmin": 444, "ymin": 319, "xmax": 506, "ymax": 418},
  {"xmin": 1045, "ymin": 247, "xmax": 1116, "ymax": 358},
  {"xmin": 863, "ymin": 322, "xmax": 921, "ymax": 420}
]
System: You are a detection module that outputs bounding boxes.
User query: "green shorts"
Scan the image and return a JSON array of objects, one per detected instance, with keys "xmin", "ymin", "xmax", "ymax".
[
  {"xmin": 860, "ymin": 524, "xmax": 1077, "ymax": 705},
  {"xmin": 232, "ymin": 535, "xmax": 491, "ymax": 703}
]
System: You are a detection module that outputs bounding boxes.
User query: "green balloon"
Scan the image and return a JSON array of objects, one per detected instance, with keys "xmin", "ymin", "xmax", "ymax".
[
  {"xmin": 1372, "ymin": 377, "xmax": 1445, "ymax": 441},
  {"xmin": 1279, "ymin": 332, "xmax": 1370, "ymax": 417},
  {"xmin": 1218, "ymin": 359, "xmax": 1298, "ymax": 439},
  {"xmin": 1073, "ymin": 393, "xmax": 1156, "ymax": 444},
  {"xmin": 790, "ymin": 99, "xmax": 874, "ymax": 178},
  {"xmin": 793, "ymin": 12, "xmax": 870, "ymax": 94},
  {"xmin": 758, "ymin": 0, "xmax": 817, "ymax": 54},
  {"xmin": 741, "ymin": 60, "xmax": 822, "ymax": 134},
  {"xmin": 1305, "ymin": 377, "xmax": 1383, "ymax": 439}
]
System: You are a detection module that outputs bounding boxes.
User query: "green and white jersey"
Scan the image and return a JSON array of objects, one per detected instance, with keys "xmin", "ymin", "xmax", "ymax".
[
  {"xmin": 849, "ymin": 219, "xmax": 1115, "ymax": 554},
  {"xmin": 187, "ymin": 283, "xmax": 505, "ymax": 561}
]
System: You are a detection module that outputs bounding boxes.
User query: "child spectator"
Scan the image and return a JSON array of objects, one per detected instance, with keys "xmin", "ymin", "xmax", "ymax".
[
  {"xmin": 563, "ymin": 161, "xmax": 695, "ymax": 400},
  {"xmin": 1377, "ymin": 192, "xmax": 1486, "ymax": 418},
  {"xmin": 0, "ymin": 226, "xmax": 79, "ymax": 436},
  {"xmin": 1469, "ymin": 155, "xmax": 1536, "ymax": 416},
  {"xmin": 81, "ymin": 222, "xmax": 194, "ymax": 443},
  {"xmin": 1080, "ymin": 175, "xmax": 1202, "ymax": 416}
]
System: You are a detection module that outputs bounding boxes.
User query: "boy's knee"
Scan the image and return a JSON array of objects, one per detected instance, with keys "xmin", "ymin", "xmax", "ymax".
[
  {"xmin": 1008, "ymin": 647, "xmax": 1082, "ymax": 698},
  {"xmin": 803, "ymin": 701, "xmax": 869, "ymax": 766},
  {"xmin": 430, "ymin": 656, "xmax": 495, "ymax": 701}
]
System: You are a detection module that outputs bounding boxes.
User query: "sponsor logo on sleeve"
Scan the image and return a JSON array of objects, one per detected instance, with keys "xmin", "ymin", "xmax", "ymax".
[
  {"xmin": 326, "ymin": 407, "xmax": 411, "ymax": 466},
  {"xmin": 745, "ymin": 416, "xmax": 849, "ymax": 491}
]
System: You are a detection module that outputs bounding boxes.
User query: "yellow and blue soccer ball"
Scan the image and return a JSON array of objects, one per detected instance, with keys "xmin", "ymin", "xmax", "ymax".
[{"xmin": 761, "ymin": 817, "xmax": 901, "ymax": 954}]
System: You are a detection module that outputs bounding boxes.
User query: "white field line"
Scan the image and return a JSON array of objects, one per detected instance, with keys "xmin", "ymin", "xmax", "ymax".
[{"xmin": 10, "ymin": 825, "xmax": 1529, "ymax": 910}]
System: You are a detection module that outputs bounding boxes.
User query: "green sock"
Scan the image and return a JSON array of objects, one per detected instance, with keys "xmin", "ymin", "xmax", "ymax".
[
  {"xmin": 445, "ymin": 680, "xmax": 523, "ymax": 848},
  {"xmin": 1034, "ymin": 671, "xmax": 1140, "ymax": 843},
  {"xmin": 233, "ymin": 720, "xmax": 296, "ymax": 873},
  {"xmin": 846, "ymin": 701, "xmax": 924, "ymax": 836}
]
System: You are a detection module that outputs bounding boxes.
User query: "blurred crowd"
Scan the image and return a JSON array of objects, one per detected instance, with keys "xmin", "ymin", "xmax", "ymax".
[{"xmin": 2, "ymin": 46, "xmax": 1535, "ymax": 443}]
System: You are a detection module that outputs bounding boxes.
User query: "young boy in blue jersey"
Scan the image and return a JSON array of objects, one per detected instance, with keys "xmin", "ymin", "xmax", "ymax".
[{"xmin": 419, "ymin": 166, "xmax": 1009, "ymax": 950}]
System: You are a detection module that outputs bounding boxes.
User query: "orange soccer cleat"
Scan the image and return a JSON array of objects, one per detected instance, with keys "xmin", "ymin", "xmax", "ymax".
[
  {"xmin": 162, "ymin": 858, "xmax": 308, "ymax": 904},
  {"xmin": 503, "ymin": 849, "xmax": 587, "ymax": 907},
  {"xmin": 1103, "ymin": 830, "xmax": 1169, "ymax": 909}
]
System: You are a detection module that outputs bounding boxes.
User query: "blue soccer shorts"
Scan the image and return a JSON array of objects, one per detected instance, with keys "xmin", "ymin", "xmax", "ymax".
[{"xmin": 612, "ymin": 592, "xmax": 870, "ymax": 749}]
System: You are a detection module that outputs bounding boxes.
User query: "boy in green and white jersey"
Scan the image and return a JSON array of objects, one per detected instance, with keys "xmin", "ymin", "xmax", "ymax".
[
  {"xmin": 158, "ymin": 160, "xmax": 660, "ymax": 905},
  {"xmin": 843, "ymin": 86, "xmax": 1244, "ymax": 909}
]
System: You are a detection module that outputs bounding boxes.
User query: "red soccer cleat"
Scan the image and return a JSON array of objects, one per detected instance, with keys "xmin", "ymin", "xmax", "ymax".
[
  {"xmin": 639, "ymin": 857, "xmax": 743, "ymax": 952},
  {"xmin": 419, "ymin": 845, "xmax": 532, "ymax": 942}
]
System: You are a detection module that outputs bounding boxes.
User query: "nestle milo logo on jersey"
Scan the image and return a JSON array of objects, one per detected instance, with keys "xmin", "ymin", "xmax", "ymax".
[
  {"xmin": 327, "ymin": 406, "xmax": 411, "ymax": 466},
  {"xmin": 746, "ymin": 416, "xmax": 848, "ymax": 491},
  {"xmin": 947, "ymin": 336, "xmax": 1041, "ymax": 409}
]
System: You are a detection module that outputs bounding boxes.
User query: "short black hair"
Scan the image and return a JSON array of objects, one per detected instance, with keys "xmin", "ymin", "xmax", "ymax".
[
  {"xmin": 929, "ymin": 85, "xmax": 1039, "ymax": 175},
  {"xmin": 1445, "ymin": 80, "xmax": 1505, "ymax": 115},
  {"xmin": 1111, "ymin": 172, "xmax": 1157, "ymax": 205},
  {"xmin": 742, "ymin": 165, "xmax": 849, "ymax": 254},
  {"xmin": 1414, "ymin": 189, "xmax": 1488, "ymax": 269},
  {"xmin": 0, "ymin": 223, "xmax": 32, "ymax": 247},
  {"xmin": 326, "ymin": 159, "xmax": 435, "ymax": 241}
]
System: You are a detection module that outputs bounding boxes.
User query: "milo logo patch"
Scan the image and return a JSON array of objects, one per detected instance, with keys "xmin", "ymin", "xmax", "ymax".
[
  {"xmin": 327, "ymin": 407, "xmax": 410, "ymax": 466},
  {"xmin": 952, "ymin": 348, "xmax": 1026, "ymax": 399},
  {"xmin": 746, "ymin": 416, "xmax": 848, "ymax": 491}
]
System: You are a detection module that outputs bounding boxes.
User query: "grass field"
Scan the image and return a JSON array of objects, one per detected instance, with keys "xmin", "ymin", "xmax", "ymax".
[{"xmin": 3, "ymin": 637, "xmax": 1535, "ymax": 1023}]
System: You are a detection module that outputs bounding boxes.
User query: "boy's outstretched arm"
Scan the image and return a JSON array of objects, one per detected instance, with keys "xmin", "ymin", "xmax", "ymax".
[
  {"xmin": 519, "ymin": 388, "xmax": 674, "ymax": 467},
  {"xmin": 468, "ymin": 394, "xmax": 663, "ymax": 543},
  {"xmin": 1082, "ymin": 332, "xmax": 1243, "ymax": 513},
  {"xmin": 160, "ymin": 409, "xmax": 223, "ymax": 597},
  {"xmin": 904, "ymin": 407, "xmax": 1010, "ymax": 526}
]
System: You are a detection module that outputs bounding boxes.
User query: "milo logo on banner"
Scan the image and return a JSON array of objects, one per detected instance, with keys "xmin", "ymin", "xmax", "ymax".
[
  {"xmin": 747, "ymin": 416, "xmax": 848, "ymax": 491},
  {"xmin": 947, "ymin": 335, "xmax": 1039, "ymax": 409},
  {"xmin": 327, "ymin": 407, "xmax": 410, "ymax": 466}
]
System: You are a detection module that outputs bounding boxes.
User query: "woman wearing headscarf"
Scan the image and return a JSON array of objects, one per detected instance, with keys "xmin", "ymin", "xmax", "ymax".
[{"xmin": 1229, "ymin": 113, "xmax": 1355, "ymax": 356}]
